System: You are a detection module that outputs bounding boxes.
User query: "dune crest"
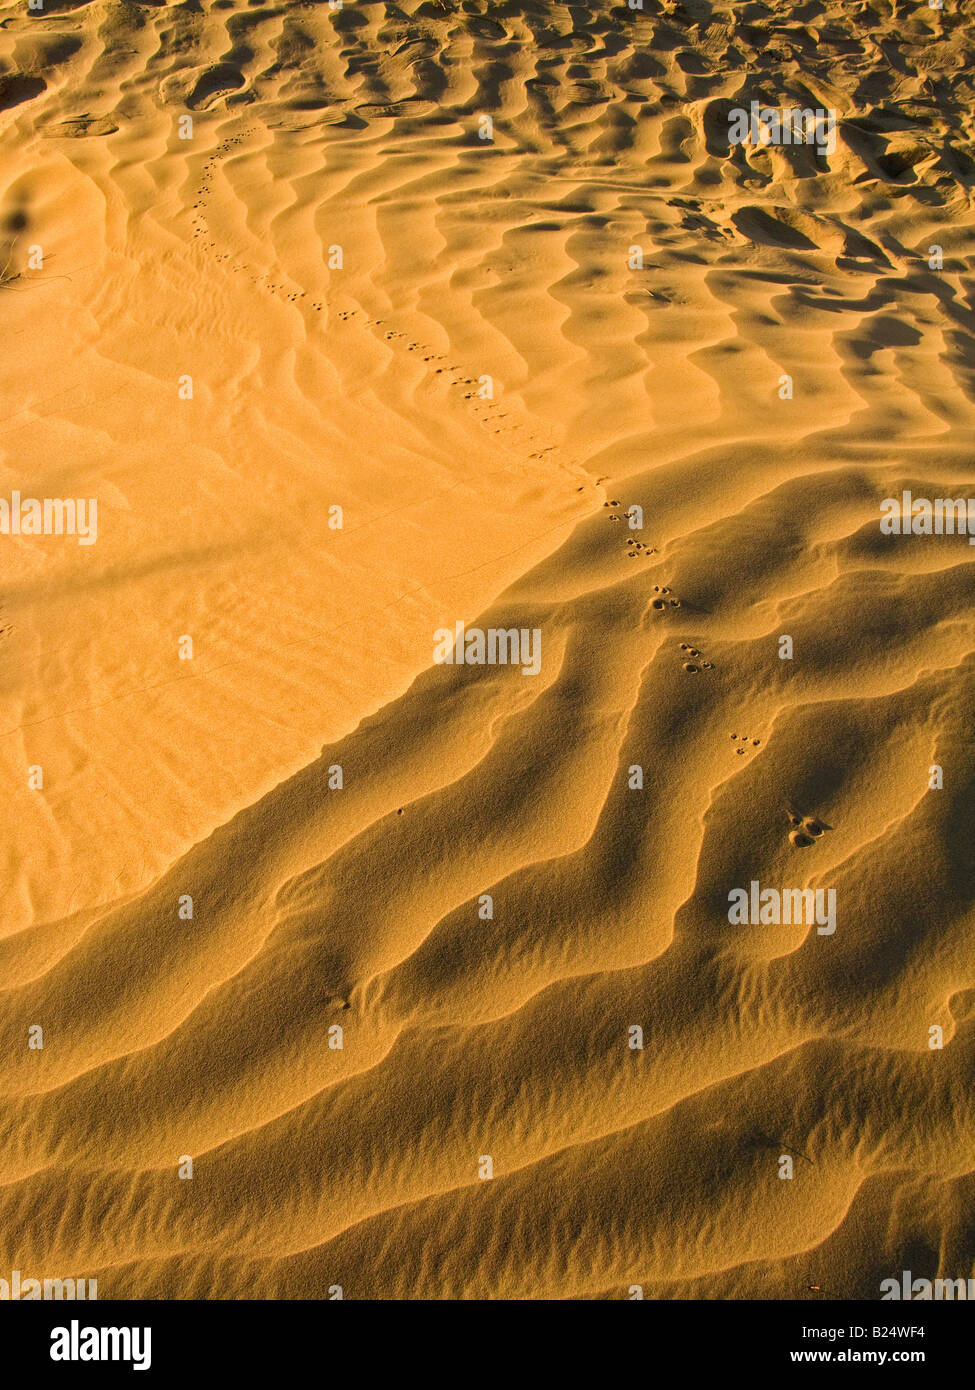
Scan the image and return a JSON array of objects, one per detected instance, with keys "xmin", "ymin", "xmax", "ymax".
[{"xmin": 1, "ymin": 0, "xmax": 973, "ymax": 1299}]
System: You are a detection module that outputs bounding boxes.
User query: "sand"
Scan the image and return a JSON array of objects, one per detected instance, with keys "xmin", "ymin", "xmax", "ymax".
[{"xmin": 1, "ymin": 0, "xmax": 973, "ymax": 1299}]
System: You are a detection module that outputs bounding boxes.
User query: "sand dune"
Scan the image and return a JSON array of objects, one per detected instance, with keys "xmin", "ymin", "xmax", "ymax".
[{"xmin": 1, "ymin": 0, "xmax": 973, "ymax": 1298}]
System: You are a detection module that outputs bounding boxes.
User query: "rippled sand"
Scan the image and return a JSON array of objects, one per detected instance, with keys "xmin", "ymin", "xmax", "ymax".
[{"xmin": 1, "ymin": 0, "xmax": 973, "ymax": 1299}]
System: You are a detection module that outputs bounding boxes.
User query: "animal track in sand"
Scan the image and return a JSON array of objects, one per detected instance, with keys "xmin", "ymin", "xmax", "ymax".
[
  {"xmin": 650, "ymin": 585, "xmax": 681, "ymax": 612},
  {"xmin": 786, "ymin": 810, "xmax": 830, "ymax": 848},
  {"xmin": 187, "ymin": 128, "xmax": 581, "ymax": 479},
  {"xmin": 679, "ymin": 642, "xmax": 713, "ymax": 674},
  {"xmin": 602, "ymin": 499, "xmax": 658, "ymax": 561},
  {"xmin": 625, "ymin": 535, "xmax": 658, "ymax": 559},
  {"xmin": 730, "ymin": 733, "xmax": 761, "ymax": 756}
]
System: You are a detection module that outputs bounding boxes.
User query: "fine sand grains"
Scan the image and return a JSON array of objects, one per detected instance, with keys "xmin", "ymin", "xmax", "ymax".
[{"xmin": 0, "ymin": 0, "xmax": 973, "ymax": 1299}]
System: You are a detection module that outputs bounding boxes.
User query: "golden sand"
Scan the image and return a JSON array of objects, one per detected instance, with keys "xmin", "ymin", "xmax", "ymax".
[{"xmin": 1, "ymin": 0, "xmax": 973, "ymax": 1299}]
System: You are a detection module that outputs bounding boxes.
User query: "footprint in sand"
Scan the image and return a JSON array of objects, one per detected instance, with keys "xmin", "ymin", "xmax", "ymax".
[
  {"xmin": 189, "ymin": 154, "xmax": 583, "ymax": 480},
  {"xmin": 787, "ymin": 810, "xmax": 829, "ymax": 846},
  {"xmin": 651, "ymin": 585, "xmax": 680, "ymax": 610},
  {"xmin": 648, "ymin": 585, "xmax": 682, "ymax": 612},
  {"xmin": 625, "ymin": 536, "xmax": 657, "ymax": 559},
  {"xmin": 680, "ymin": 642, "xmax": 713, "ymax": 673}
]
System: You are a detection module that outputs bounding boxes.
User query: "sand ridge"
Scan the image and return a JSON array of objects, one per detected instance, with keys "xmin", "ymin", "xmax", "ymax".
[{"xmin": 1, "ymin": 0, "xmax": 974, "ymax": 1298}]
